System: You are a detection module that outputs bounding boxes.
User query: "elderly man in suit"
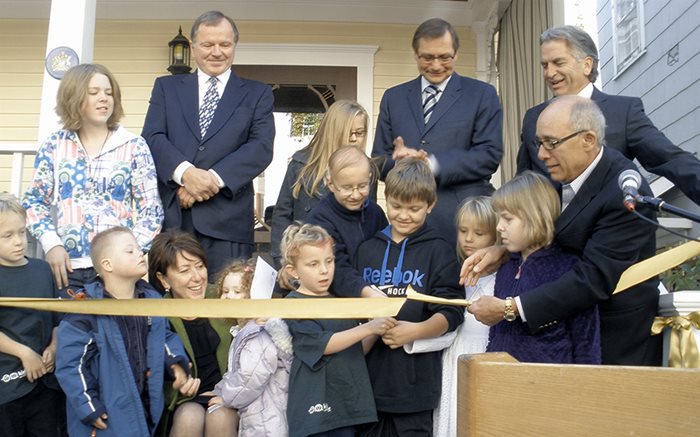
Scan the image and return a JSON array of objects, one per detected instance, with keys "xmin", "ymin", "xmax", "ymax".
[
  {"xmin": 142, "ymin": 11, "xmax": 274, "ymax": 279},
  {"xmin": 466, "ymin": 95, "xmax": 661, "ymax": 366},
  {"xmin": 372, "ymin": 18, "xmax": 503, "ymax": 246},
  {"xmin": 518, "ymin": 25, "xmax": 700, "ymax": 205}
]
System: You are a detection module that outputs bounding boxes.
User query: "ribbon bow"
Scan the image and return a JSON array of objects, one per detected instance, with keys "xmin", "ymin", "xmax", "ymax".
[{"xmin": 651, "ymin": 311, "xmax": 700, "ymax": 368}]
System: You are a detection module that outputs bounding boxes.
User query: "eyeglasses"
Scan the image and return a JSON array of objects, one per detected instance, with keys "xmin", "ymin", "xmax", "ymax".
[
  {"xmin": 336, "ymin": 183, "xmax": 371, "ymax": 197},
  {"xmin": 417, "ymin": 54, "xmax": 455, "ymax": 64},
  {"xmin": 537, "ymin": 130, "xmax": 586, "ymax": 151},
  {"xmin": 349, "ymin": 130, "xmax": 366, "ymax": 139}
]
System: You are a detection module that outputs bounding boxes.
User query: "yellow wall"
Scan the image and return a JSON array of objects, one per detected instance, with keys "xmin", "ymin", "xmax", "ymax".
[{"xmin": 0, "ymin": 18, "xmax": 476, "ymax": 193}]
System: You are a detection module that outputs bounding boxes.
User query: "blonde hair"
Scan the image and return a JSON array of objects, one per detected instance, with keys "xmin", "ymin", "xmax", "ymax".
[
  {"xmin": 280, "ymin": 223, "xmax": 334, "ymax": 267},
  {"xmin": 454, "ymin": 196, "xmax": 498, "ymax": 262},
  {"xmin": 384, "ymin": 157, "xmax": 436, "ymax": 205},
  {"xmin": 90, "ymin": 226, "xmax": 134, "ymax": 274},
  {"xmin": 293, "ymin": 100, "xmax": 369, "ymax": 199},
  {"xmin": 215, "ymin": 258, "xmax": 256, "ymax": 299},
  {"xmin": 56, "ymin": 63, "xmax": 124, "ymax": 131},
  {"xmin": 327, "ymin": 145, "xmax": 377, "ymax": 185},
  {"xmin": 0, "ymin": 192, "xmax": 26, "ymax": 219},
  {"xmin": 491, "ymin": 171, "xmax": 560, "ymax": 251}
]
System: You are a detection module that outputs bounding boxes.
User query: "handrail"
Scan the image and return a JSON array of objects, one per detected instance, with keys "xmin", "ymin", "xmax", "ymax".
[{"xmin": 0, "ymin": 142, "xmax": 36, "ymax": 197}]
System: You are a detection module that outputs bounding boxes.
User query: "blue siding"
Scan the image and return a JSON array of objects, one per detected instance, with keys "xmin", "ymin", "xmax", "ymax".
[{"xmin": 598, "ymin": 0, "xmax": 700, "ymax": 242}]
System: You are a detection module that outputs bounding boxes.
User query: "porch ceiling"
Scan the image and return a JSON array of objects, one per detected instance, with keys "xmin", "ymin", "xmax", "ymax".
[{"xmin": 0, "ymin": 0, "xmax": 507, "ymax": 27}]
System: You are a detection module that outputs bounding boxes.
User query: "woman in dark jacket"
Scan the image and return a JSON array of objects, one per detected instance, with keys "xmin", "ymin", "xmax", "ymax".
[
  {"xmin": 270, "ymin": 100, "xmax": 369, "ymax": 267},
  {"xmin": 149, "ymin": 230, "xmax": 237, "ymax": 437}
]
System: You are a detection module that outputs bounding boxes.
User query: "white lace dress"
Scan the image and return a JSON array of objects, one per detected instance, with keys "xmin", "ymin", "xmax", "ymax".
[{"xmin": 433, "ymin": 273, "xmax": 495, "ymax": 437}]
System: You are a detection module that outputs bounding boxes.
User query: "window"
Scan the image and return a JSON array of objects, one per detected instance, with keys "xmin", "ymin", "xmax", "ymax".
[{"xmin": 612, "ymin": 0, "xmax": 645, "ymax": 75}]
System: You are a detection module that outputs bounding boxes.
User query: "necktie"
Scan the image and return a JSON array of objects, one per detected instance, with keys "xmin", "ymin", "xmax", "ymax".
[
  {"xmin": 423, "ymin": 85, "xmax": 440, "ymax": 124},
  {"xmin": 561, "ymin": 184, "xmax": 575, "ymax": 211},
  {"xmin": 199, "ymin": 76, "xmax": 220, "ymax": 138}
]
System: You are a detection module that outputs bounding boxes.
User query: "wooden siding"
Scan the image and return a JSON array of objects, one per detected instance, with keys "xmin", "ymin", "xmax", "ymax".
[
  {"xmin": 598, "ymin": 0, "xmax": 700, "ymax": 239},
  {"xmin": 0, "ymin": 18, "xmax": 476, "ymax": 193},
  {"xmin": 598, "ymin": 0, "xmax": 700, "ymax": 157}
]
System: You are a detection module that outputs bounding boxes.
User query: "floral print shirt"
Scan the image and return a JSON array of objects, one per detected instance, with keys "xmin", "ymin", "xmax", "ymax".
[{"xmin": 23, "ymin": 126, "xmax": 163, "ymax": 267}]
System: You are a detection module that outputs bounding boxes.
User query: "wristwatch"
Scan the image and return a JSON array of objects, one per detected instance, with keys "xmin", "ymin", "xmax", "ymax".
[{"xmin": 504, "ymin": 297, "xmax": 517, "ymax": 322}]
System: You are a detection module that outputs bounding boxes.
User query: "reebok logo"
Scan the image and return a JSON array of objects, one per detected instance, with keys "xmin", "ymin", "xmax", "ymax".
[{"xmin": 362, "ymin": 267, "xmax": 425, "ymax": 288}]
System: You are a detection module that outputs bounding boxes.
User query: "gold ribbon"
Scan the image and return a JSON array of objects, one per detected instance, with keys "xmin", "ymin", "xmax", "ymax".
[
  {"xmin": 0, "ymin": 289, "xmax": 471, "ymax": 319},
  {"xmin": 650, "ymin": 311, "xmax": 700, "ymax": 368},
  {"xmin": 614, "ymin": 241, "xmax": 700, "ymax": 294}
]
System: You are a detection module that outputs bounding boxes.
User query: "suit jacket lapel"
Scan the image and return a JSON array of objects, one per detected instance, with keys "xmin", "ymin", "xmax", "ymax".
[
  {"xmin": 424, "ymin": 73, "xmax": 461, "ymax": 133},
  {"xmin": 406, "ymin": 77, "xmax": 426, "ymax": 133},
  {"xmin": 202, "ymin": 70, "xmax": 249, "ymax": 142},
  {"xmin": 176, "ymin": 73, "xmax": 200, "ymax": 140},
  {"xmin": 556, "ymin": 148, "xmax": 612, "ymax": 233}
]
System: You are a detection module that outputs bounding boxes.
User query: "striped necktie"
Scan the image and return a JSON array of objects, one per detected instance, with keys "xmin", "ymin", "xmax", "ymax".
[
  {"xmin": 561, "ymin": 183, "xmax": 575, "ymax": 211},
  {"xmin": 422, "ymin": 85, "xmax": 440, "ymax": 124},
  {"xmin": 199, "ymin": 76, "xmax": 220, "ymax": 138}
]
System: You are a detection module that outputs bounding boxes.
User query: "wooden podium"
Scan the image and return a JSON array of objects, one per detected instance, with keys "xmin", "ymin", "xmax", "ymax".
[{"xmin": 457, "ymin": 353, "xmax": 700, "ymax": 436}]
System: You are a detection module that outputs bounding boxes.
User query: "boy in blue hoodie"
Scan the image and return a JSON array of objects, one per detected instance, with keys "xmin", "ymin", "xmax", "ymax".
[
  {"xmin": 55, "ymin": 227, "xmax": 199, "ymax": 436},
  {"xmin": 355, "ymin": 158, "xmax": 465, "ymax": 436}
]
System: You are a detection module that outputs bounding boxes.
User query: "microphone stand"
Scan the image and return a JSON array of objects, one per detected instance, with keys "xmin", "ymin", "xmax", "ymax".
[{"xmin": 637, "ymin": 195, "xmax": 700, "ymax": 224}]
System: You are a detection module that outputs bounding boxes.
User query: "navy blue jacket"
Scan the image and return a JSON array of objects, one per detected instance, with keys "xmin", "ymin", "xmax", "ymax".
[
  {"xmin": 271, "ymin": 150, "xmax": 328, "ymax": 267},
  {"xmin": 55, "ymin": 280, "xmax": 189, "ymax": 436},
  {"xmin": 487, "ymin": 246, "xmax": 601, "ymax": 364},
  {"xmin": 142, "ymin": 70, "xmax": 274, "ymax": 244},
  {"xmin": 372, "ymin": 73, "xmax": 503, "ymax": 244},
  {"xmin": 517, "ymin": 86, "xmax": 700, "ymax": 204},
  {"xmin": 355, "ymin": 224, "xmax": 464, "ymax": 413},
  {"xmin": 520, "ymin": 147, "xmax": 661, "ymax": 365},
  {"xmin": 307, "ymin": 193, "xmax": 387, "ymax": 297}
]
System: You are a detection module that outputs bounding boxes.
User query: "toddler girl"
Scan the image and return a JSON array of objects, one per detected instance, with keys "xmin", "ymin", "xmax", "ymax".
[{"xmin": 209, "ymin": 258, "xmax": 294, "ymax": 437}]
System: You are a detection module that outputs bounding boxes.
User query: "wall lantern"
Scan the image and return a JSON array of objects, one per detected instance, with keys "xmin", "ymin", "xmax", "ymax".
[{"xmin": 168, "ymin": 26, "xmax": 191, "ymax": 75}]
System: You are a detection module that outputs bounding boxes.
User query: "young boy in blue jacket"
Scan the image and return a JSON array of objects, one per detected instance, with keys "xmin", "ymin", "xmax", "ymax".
[
  {"xmin": 355, "ymin": 158, "xmax": 465, "ymax": 436},
  {"xmin": 55, "ymin": 227, "xmax": 199, "ymax": 436}
]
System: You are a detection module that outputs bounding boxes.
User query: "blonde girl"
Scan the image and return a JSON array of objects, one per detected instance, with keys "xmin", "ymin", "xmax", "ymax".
[
  {"xmin": 434, "ymin": 196, "xmax": 499, "ymax": 437},
  {"xmin": 486, "ymin": 171, "xmax": 601, "ymax": 364},
  {"xmin": 271, "ymin": 100, "xmax": 369, "ymax": 267}
]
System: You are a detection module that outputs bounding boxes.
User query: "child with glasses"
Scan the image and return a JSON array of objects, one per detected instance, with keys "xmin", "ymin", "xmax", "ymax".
[
  {"xmin": 305, "ymin": 146, "xmax": 387, "ymax": 298},
  {"xmin": 271, "ymin": 100, "xmax": 370, "ymax": 269}
]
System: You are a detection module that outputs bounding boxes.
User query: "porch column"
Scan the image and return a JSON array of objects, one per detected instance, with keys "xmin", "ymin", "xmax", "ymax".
[{"xmin": 38, "ymin": 0, "xmax": 96, "ymax": 142}]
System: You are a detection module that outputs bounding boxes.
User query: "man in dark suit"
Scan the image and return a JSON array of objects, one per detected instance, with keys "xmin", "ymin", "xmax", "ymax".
[
  {"xmin": 142, "ymin": 11, "xmax": 274, "ymax": 279},
  {"xmin": 518, "ymin": 25, "xmax": 700, "ymax": 205},
  {"xmin": 467, "ymin": 95, "xmax": 661, "ymax": 366},
  {"xmin": 372, "ymin": 18, "xmax": 503, "ymax": 246}
]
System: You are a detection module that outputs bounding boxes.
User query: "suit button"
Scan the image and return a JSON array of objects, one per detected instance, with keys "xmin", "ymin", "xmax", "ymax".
[
  {"xmin": 198, "ymin": 146, "xmax": 205, "ymax": 151},
  {"xmin": 421, "ymin": 140, "xmax": 427, "ymax": 145}
]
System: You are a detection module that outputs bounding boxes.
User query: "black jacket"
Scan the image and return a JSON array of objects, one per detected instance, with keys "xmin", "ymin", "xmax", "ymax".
[
  {"xmin": 271, "ymin": 150, "xmax": 328, "ymax": 267},
  {"xmin": 307, "ymin": 193, "xmax": 388, "ymax": 297},
  {"xmin": 517, "ymin": 87, "xmax": 700, "ymax": 204},
  {"xmin": 354, "ymin": 224, "xmax": 464, "ymax": 413}
]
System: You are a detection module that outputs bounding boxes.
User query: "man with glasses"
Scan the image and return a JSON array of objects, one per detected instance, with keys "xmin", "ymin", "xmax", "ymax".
[
  {"xmin": 467, "ymin": 95, "xmax": 661, "ymax": 366},
  {"xmin": 518, "ymin": 25, "xmax": 700, "ymax": 205},
  {"xmin": 372, "ymin": 18, "xmax": 503, "ymax": 246}
]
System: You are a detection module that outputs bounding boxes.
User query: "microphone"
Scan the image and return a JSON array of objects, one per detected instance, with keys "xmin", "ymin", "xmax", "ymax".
[{"xmin": 618, "ymin": 169, "xmax": 642, "ymax": 211}]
